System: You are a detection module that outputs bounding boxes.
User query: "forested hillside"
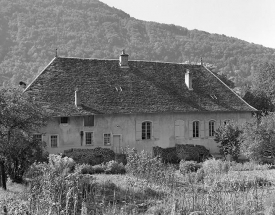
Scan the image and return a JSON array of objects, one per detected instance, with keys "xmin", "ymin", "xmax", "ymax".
[{"xmin": 0, "ymin": 0, "xmax": 275, "ymax": 89}]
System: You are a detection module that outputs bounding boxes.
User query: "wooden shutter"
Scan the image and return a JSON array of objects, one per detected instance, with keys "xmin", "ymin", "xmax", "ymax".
[
  {"xmin": 153, "ymin": 120, "xmax": 160, "ymax": 139},
  {"xmin": 205, "ymin": 121, "xmax": 209, "ymax": 138},
  {"xmin": 188, "ymin": 121, "xmax": 193, "ymax": 139},
  {"xmin": 175, "ymin": 120, "xmax": 185, "ymax": 138},
  {"xmin": 175, "ymin": 120, "xmax": 180, "ymax": 137},
  {"xmin": 136, "ymin": 121, "xmax": 142, "ymax": 140},
  {"xmin": 200, "ymin": 120, "xmax": 205, "ymax": 138},
  {"xmin": 84, "ymin": 115, "xmax": 94, "ymax": 127}
]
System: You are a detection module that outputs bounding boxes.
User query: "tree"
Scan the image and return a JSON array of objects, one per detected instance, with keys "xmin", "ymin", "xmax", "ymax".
[
  {"xmin": 241, "ymin": 113, "xmax": 275, "ymax": 162},
  {"xmin": 0, "ymin": 88, "xmax": 48, "ymax": 188},
  {"xmin": 214, "ymin": 122, "xmax": 243, "ymax": 161},
  {"xmin": 244, "ymin": 62, "xmax": 275, "ymax": 114}
]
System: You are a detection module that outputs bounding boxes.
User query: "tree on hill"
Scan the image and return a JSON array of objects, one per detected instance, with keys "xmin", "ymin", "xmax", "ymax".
[
  {"xmin": 0, "ymin": 0, "xmax": 275, "ymax": 87},
  {"xmin": 0, "ymin": 88, "xmax": 48, "ymax": 189}
]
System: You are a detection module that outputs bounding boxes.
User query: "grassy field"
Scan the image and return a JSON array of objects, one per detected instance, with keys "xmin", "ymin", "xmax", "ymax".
[{"xmin": 1, "ymin": 155, "xmax": 275, "ymax": 214}]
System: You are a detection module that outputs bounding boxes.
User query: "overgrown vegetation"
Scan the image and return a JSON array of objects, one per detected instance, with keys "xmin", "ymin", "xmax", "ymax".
[
  {"xmin": 0, "ymin": 88, "xmax": 48, "ymax": 188},
  {"xmin": 214, "ymin": 122, "xmax": 243, "ymax": 161},
  {"xmin": 1, "ymin": 151, "xmax": 275, "ymax": 214}
]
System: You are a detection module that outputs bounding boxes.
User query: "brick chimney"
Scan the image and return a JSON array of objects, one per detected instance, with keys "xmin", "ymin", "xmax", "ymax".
[
  {"xmin": 185, "ymin": 69, "xmax": 193, "ymax": 90},
  {"xmin": 119, "ymin": 50, "xmax": 129, "ymax": 68}
]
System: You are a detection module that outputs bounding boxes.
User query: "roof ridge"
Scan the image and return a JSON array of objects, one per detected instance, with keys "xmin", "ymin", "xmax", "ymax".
[
  {"xmin": 57, "ymin": 56, "xmax": 201, "ymax": 66},
  {"xmin": 24, "ymin": 57, "xmax": 57, "ymax": 92},
  {"xmin": 203, "ymin": 65, "xmax": 258, "ymax": 112}
]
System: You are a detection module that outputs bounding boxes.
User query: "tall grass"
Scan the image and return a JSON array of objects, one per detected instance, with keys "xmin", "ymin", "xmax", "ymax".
[{"xmin": 1, "ymin": 152, "xmax": 275, "ymax": 214}]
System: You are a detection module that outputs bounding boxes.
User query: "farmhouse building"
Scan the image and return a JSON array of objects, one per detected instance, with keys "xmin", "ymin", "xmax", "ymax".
[{"xmin": 25, "ymin": 52, "xmax": 256, "ymax": 157}]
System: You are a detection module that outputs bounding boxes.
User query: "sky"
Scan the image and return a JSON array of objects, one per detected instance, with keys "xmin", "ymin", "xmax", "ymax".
[{"xmin": 100, "ymin": 0, "xmax": 275, "ymax": 49}]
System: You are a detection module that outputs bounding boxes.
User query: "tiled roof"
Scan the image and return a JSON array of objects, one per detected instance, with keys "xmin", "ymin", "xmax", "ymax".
[{"xmin": 25, "ymin": 57, "xmax": 256, "ymax": 116}]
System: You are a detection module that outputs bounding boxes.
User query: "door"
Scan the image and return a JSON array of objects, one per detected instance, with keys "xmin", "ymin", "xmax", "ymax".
[{"xmin": 113, "ymin": 135, "xmax": 122, "ymax": 153}]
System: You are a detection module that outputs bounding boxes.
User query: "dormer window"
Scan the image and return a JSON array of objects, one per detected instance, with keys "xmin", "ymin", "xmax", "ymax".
[{"xmin": 60, "ymin": 117, "xmax": 69, "ymax": 124}]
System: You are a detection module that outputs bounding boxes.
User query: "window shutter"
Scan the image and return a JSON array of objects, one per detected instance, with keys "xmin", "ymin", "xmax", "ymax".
[
  {"xmin": 136, "ymin": 121, "xmax": 142, "ymax": 140},
  {"xmin": 175, "ymin": 120, "xmax": 180, "ymax": 137},
  {"xmin": 200, "ymin": 120, "xmax": 205, "ymax": 138},
  {"xmin": 188, "ymin": 121, "xmax": 193, "ymax": 139},
  {"xmin": 175, "ymin": 120, "xmax": 185, "ymax": 138},
  {"xmin": 84, "ymin": 115, "xmax": 94, "ymax": 127},
  {"xmin": 205, "ymin": 121, "xmax": 209, "ymax": 138},
  {"xmin": 153, "ymin": 120, "xmax": 160, "ymax": 139}
]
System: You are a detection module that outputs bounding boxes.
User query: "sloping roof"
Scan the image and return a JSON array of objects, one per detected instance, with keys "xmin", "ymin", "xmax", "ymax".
[{"xmin": 25, "ymin": 56, "xmax": 256, "ymax": 116}]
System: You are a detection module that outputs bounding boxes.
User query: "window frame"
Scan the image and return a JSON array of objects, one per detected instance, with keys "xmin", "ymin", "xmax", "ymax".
[
  {"xmin": 193, "ymin": 121, "xmax": 199, "ymax": 138},
  {"xmin": 60, "ymin": 117, "xmax": 69, "ymax": 124},
  {"xmin": 103, "ymin": 133, "xmax": 111, "ymax": 146},
  {"xmin": 141, "ymin": 121, "xmax": 152, "ymax": 140},
  {"xmin": 85, "ymin": 131, "xmax": 94, "ymax": 146},
  {"xmin": 50, "ymin": 134, "xmax": 59, "ymax": 148},
  {"xmin": 209, "ymin": 120, "xmax": 215, "ymax": 137}
]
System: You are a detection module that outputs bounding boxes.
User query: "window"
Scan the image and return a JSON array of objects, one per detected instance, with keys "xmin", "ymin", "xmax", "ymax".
[
  {"xmin": 60, "ymin": 117, "xmax": 69, "ymax": 124},
  {"xmin": 50, "ymin": 135, "xmax": 58, "ymax": 148},
  {"xmin": 209, "ymin": 120, "xmax": 215, "ymax": 137},
  {"xmin": 85, "ymin": 132, "xmax": 93, "ymax": 145},
  {"xmin": 84, "ymin": 115, "xmax": 94, "ymax": 127},
  {"xmin": 33, "ymin": 134, "xmax": 42, "ymax": 142},
  {"xmin": 142, "ymin": 121, "xmax": 152, "ymax": 140},
  {"xmin": 193, "ymin": 121, "xmax": 199, "ymax": 138},
  {"xmin": 103, "ymin": 133, "xmax": 111, "ymax": 146}
]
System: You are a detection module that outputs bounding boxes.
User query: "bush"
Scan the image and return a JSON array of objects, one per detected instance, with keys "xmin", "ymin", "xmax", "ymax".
[
  {"xmin": 64, "ymin": 148, "xmax": 115, "ymax": 165},
  {"xmin": 105, "ymin": 160, "xmax": 126, "ymax": 174},
  {"xmin": 179, "ymin": 160, "xmax": 201, "ymax": 174},
  {"xmin": 126, "ymin": 148, "xmax": 176, "ymax": 186},
  {"xmin": 202, "ymin": 158, "xmax": 230, "ymax": 175},
  {"xmin": 230, "ymin": 161, "xmax": 272, "ymax": 171},
  {"xmin": 93, "ymin": 164, "xmax": 106, "ymax": 174},
  {"xmin": 26, "ymin": 154, "xmax": 95, "ymax": 214},
  {"xmin": 80, "ymin": 164, "xmax": 95, "ymax": 174}
]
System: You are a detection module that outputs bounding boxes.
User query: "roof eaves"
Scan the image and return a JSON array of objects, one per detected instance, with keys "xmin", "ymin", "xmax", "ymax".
[
  {"xmin": 203, "ymin": 65, "xmax": 258, "ymax": 112},
  {"xmin": 24, "ymin": 57, "xmax": 57, "ymax": 92}
]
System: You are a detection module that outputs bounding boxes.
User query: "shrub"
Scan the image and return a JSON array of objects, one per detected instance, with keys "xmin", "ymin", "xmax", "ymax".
[
  {"xmin": 79, "ymin": 164, "xmax": 95, "ymax": 175},
  {"xmin": 26, "ymin": 154, "xmax": 95, "ymax": 214},
  {"xmin": 105, "ymin": 160, "xmax": 126, "ymax": 174},
  {"xmin": 64, "ymin": 148, "xmax": 115, "ymax": 165},
  {"xmin": 93, "ymin": 164, "xmax": 106, "ymax": 174},
  {"xmin": 179, "ymin": 160, "xmax": 201, "ymax": 174},
  {"xmin": 126, "ymin": 148, "xmax": 176, "ymax": 186},
  {"xmin": 202, "ymin": 158, "xmax": 230, "ymax": 175},
  {"xmin": 230, "ymin": 161, "xmax": 272, "ymax": 171},
  {"xmin": 115, "ymin": 153, "xmax": 127, "ymax": 165}
]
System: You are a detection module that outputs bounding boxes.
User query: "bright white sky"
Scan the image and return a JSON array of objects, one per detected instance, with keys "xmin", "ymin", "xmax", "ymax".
[{"xmin": 100, "ymin": 0, "xmax": 275, "ymax": 49}]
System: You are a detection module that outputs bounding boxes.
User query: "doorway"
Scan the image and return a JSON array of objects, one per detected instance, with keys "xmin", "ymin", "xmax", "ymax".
[{"xmin": 113, "ymin": 134, "xmax": 122, "ymax": 153}]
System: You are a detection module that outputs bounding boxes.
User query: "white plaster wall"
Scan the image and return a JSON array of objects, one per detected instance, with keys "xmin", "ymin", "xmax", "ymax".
[{"xmin": 41, "ymin": 111, "xmax": 252, "ymax": 155}]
